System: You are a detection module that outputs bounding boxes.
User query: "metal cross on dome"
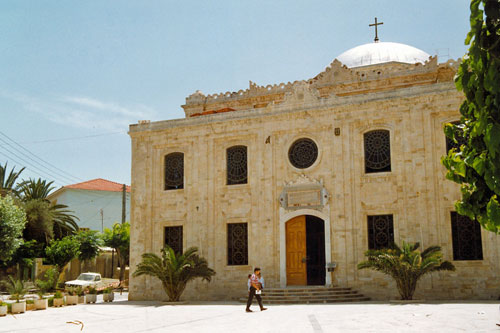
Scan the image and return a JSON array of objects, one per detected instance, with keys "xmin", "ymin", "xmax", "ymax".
[{"xmin": 369, "ymin": 17, "xmax": 383, "ymax": 42}]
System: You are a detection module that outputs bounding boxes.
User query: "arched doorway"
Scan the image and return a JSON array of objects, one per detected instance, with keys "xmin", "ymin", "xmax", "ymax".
[{"xmin": 286, "ymin": 215, "xmax": 326, "ymax": 286}]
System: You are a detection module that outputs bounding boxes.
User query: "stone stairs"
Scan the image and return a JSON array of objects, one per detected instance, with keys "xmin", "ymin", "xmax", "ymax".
[{"xmin": 239, "ymin": 286, "xmax": 370, "ymax": 304}]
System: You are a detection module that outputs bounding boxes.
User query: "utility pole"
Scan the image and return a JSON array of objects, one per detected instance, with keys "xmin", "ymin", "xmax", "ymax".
[
  {"xmin": 100, "ymin": 208, "xmax": 104, "ymax": 232},
  {"xmin": 121, "ymin": 184, "xmax": 126, "ymax": 224}
]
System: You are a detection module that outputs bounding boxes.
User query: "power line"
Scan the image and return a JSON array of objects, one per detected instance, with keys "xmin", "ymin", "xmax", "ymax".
[
  {"xmin": 0, "ymin": 144, "xmax": 71, "ymax": 186},
  {"xmin": 0, "ymin": 131, "xmax": 83, "ymax": 183},
  {"xmin": 2, "ymin": 131, "xmax": 125, "ymax": 145},
  {"xmin": 0, "ymin": 154, "xmax": 65, "ymax": 188},
  {"xmin": 0, "ymin": 144, "xmax": 74, "ymax": 186}
]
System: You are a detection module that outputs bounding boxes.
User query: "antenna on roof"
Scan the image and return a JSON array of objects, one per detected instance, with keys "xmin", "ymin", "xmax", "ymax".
[{"xmin": 369, "ymin": 17, "xmax": 384, "ymax": 43}]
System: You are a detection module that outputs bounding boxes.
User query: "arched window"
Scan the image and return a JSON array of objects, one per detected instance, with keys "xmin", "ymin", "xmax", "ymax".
[
  {"xmin": 364, "ymin": 130, "xmax": 391, "ymax": 173},
  {"xmin": 164, "ymin": 152, "xmax": 184, "ymax": 190},
  {"xmin": 288, "ymin": 138, "xmax": 318, "ymax": 169},
  {"xmin": 227, "ymin": 146, "xmax": 247, "ymax": 185}
]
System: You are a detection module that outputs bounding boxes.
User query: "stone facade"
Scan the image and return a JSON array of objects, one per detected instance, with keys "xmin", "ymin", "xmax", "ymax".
[{"xmin": 128, "ymin": 54, "xmax": 500, "ymax": 301}]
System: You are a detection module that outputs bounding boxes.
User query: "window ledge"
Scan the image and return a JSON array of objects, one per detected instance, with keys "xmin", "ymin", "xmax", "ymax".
[{"xmin": 225, "ymin": 265, "xmax": 252, "ymax": 270}]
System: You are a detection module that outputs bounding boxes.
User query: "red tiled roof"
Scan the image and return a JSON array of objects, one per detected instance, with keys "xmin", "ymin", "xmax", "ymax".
[{"xmin": 64, "ymin": 178, "xmax": 131, "ymax": 193}]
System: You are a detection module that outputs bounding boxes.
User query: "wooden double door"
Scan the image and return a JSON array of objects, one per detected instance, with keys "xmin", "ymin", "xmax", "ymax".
[{"xmin": 286, "ymin": 215, "xmax": 325, "ymax": 286}]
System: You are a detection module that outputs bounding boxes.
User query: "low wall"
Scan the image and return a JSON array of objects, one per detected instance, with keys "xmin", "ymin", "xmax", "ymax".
[{"xmin": 34, "ymin": 250, "xmax": 129, "ymax": 284}]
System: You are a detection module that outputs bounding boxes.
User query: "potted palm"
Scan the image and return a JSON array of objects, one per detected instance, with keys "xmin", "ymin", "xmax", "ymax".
[
  {"xmin": 25, "ymin": 299, "xmax": 35, "ymax": 311},
  {"xmin": 85, "ymin": 286, "xmax": 97, "ymax": 303},
  {"xmin": 76, "ymin": 286, "xmax": 85, "ymax": 304},
  {"xmin": 53, "ymin": 290, "xmax": 64, "ymax": 307},
  {"xmin": 6, "ymin": 277, "xmax": 27, "ymax": 314},
  {"xmin": 65, "ymin": 287, "xmax": 78, "ymax": 305},
  {"xmin": 102, "ymin": 287, "xmax": 114, "ymax": 302},
  {"xmin": 34, "ymin": 289, "xmax": 48, "ymax": 310},
  {"xmin": 35, "ymin": 273, "xmax": 54, "ymax": 310},
  {"xmin": 133, "ymin": 245, "xmax": 215, "ymax": 303},
  {"xmin": 358, "ymin": 241, "xmax": 455, "ymax": 301},
  {"xmin": 0, "ymin": 302, "xmax": 8, "ymax": 316}
]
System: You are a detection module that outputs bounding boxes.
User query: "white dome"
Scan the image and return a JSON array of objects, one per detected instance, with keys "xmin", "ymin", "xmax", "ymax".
[{"xmin": 336, "ymin": 42, "xmax": 431, "ymax": 68}]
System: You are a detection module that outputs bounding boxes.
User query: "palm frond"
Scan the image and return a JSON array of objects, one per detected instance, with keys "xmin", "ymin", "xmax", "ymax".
[
  {"xmin": 133, "ymin": 245, "xmax": 215, "ymax": 301},
  {"xmin": 358, "ymin": 241, "xmax": 455, "ymax": 300}
]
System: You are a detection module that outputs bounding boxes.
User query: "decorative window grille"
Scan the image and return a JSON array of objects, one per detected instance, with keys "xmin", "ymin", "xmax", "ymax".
[
  {"xmin": 164, "ymin": 152, "xmax": 184, "ymax": 190},
  {"xmin": 445, "ymin": 121, "xmax": 467, "ymax": 153},
  {"xmin": 227, "ymin": 146, "xmax": 248, "ymax": 185},
  {"xmin": 451, "ymin": 212, "xmax": 483, "ymax": 260},
  {"xmin": 364, "ymin": 130, "xmax": 391, "ymax": 173},
  {"xmin": 227, "ymin": 223, "xmax": 248, "ymax": 265},
  {"xmin": 288, "ymin": 138, "xmax": 318, "ymax": 169},
  {"xmin": 367, "ymin": 215, "xmax": 394, "ymax": 250},
  {"xmin": 164, "ymin": 226, "xmax": 183, "ymax": 255}
]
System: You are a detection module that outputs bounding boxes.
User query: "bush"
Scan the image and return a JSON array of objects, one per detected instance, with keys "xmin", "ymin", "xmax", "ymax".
[
  {"xmin": 87, "ymin": 286, "xmax": 97, "ymax": 294},
  {"xmin": 35, "ymin": 267, "xmax": 58, "ymax": 296},
  {"xmin": 76, "ymin": 286, "xmax": 84, "ymax": 296},
  {"xmin": 0, "ymin": 195, "xmax": 27, "ymax": 264},
  {"xmin": 66, "ymin": 286, "xmax": 77, "ymax": 296},
  {"xmin": 54, "ymin": 290, "xmax": 63, "ymax": 299}
]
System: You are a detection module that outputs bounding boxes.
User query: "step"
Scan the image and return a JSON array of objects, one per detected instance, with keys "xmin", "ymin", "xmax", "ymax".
[
  {"xmin": 239, "ymin": 286, "xmax": 371, "ymax": 304},
  {"xmin": 264, "ymin": 286, "xmax": 352, "ymax": 292},
  {"xmin": 248, "ymin": 294, "xmax": 365, "ymax": 301},
  {"xmin": 262, "ymin": 290, "xmax": 357, "ymax": 296},
  {"xmin": 240, "ymin": 296, "xmax": 371, "ymax": 304}
]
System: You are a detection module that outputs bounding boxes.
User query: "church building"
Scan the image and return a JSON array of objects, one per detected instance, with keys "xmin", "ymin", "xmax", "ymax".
[{"xmin": 128, "ymin": 33, "xmax": 500, "ymax": 300}]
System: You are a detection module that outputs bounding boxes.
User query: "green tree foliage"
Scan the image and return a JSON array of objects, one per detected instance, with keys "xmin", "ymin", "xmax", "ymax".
[
  {"xmin": 22, "ymin": 199, "xmax": 54, "ymax": 244},
  {"xmin": 442, "ymin": 0, "xmax": 500, "ymax": 233},
  {"xmin": 19, "ymin": 178, "xmax": 56, "ymax": 200},
  {"xmin": 133, "ymin": 245, "xmax": 215, "ymax": 302},
  {"xmin": 358, "ymin": 242, "xmax": 455, "ymax": 300},
  {"xmin": 0, "ymin": 162, "xmax": 24, "ymax": 198},
  {"xmin": 35, "ymin": 267, "xmax": 58, "ymax": 294},
  {"xmin": 45, "ymin": 236, "xmax": 80, "ymax": 285},
  {"xmin": 74, "ymin": 230, "xmax": 102, "ymax": 262},
  {"xmin": 19, "ymin": 178, "xmax": 79, "ymax": 239},
  {"xmin": 103, "ymin": 222, "xmax": 130, "ymax": 282},
  {"xmin": 0, "ymin": 195, "xmax": 27, "ymax": 264},
  {"xmin": 5, "ymin": 239, "xmax": 44, "ymax": 271}
]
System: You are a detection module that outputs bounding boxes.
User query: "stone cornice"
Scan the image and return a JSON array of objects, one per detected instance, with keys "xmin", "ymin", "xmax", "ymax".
[
  {"xmin": 181, "ymin": 57, "xmax": 460, "ymax": 117},
  {"xmin": 129, "ymin": 81, "xmax": 461, "ymax": 135}
]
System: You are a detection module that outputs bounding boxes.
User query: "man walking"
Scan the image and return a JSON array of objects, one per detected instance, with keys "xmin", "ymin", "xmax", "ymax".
[{"xmin": 246, "ymin": 267, "xmax": 267, "ymax": 312}]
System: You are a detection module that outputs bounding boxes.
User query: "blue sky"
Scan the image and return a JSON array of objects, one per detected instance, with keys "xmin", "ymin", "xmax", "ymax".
[{"xmin": 0, "ymin": 0, "xmax": 471, "ymax": 188}]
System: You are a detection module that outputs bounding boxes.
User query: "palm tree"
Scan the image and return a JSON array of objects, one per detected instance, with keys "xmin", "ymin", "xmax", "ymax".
[
  {"xmin": 133, "ymin": 245, "xmax": 216, "ymax": 301},
  {"xmin": 357, "ymin": 241, "xmax": 455, "ymax": 300},
  {"xmin": 51, "ymin": 203, "xmax": 79, "ymax": 238},
  {"xmin": 19, "ymin": 178, "xmax": 55, "ymax": 200},
  {"xmin": 0, "ymin": 162, "xmax": 24, "ymax": 197},
  {"xmin": 19, "ymin": 178, "xmax": 79, "ymax": 239}
]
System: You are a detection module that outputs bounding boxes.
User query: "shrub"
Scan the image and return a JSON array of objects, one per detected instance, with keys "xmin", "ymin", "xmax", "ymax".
[
  {"xmin": 75, "ymin": 286, "xmax": 84, "ymax": 296},
  {"xmin": 87, "ymin": 286, "xmax": 97, "ymax": 295},
  {"xmin": 35, "ymin": 267, "xmax": 58, "ymax": 297}
]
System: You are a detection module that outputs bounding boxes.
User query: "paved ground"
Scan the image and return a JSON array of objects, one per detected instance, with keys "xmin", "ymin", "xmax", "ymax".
[{"xmin": 0, "ymin": 293, "xmax": 499, "ymax": 332}]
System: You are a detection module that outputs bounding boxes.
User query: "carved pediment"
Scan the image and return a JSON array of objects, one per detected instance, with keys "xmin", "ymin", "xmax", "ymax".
[{"xmin": 279, "ymin": 174, "xmax": 329, "ymax": 210}]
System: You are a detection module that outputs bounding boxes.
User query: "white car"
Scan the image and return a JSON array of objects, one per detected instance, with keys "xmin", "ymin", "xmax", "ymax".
[{"xmin": 65, "ymin": 273, "xmax": 102, "ymax": 289}]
